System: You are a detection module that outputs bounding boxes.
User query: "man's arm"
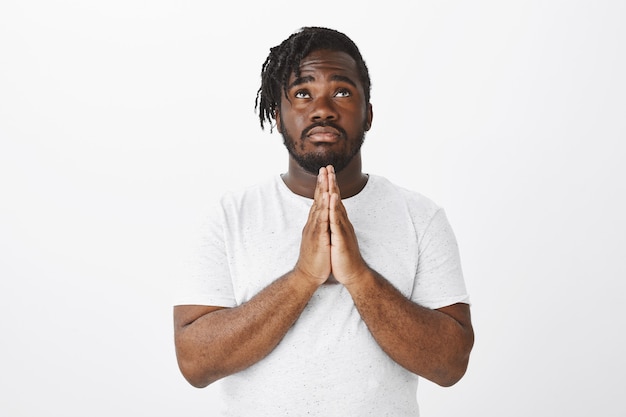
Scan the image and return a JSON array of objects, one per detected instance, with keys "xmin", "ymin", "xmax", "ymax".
[
  {"xmin": 174, "ymin": 169, "xmax": 335, "ymax": 388},
  {"xmin": 325, "ymin": 166, "xmax": 474, "ymax": 387},
  {"xmin": 174, "ymin": 270, "xmax": 319, "ymax": 388},
  {"xmin": 345, "ymin": 272, "xmax": 473, "ymax": 387}
]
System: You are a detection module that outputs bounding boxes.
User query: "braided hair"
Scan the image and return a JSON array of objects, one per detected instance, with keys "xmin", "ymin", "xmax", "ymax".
[{"xmin": 255, "ymin": 26, "xmax": 371, "ymax": 131}]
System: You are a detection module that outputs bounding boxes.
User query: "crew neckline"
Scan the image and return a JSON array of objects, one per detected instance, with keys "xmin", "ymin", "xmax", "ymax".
[{"xmin": 276, "ymin": 173, "xmax": 373, "ymax": 205}]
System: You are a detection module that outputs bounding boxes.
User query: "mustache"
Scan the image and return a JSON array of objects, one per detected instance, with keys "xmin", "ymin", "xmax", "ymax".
[{"xmin": 300, "ymin": 121, "xmax": 347, "ymax": 140}]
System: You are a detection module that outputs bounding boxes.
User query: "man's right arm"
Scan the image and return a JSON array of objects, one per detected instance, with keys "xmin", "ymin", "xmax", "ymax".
[
  {"xmin": 174, "ymin": 269, "xmax": 320, "ymax": 388},
  {"xmin": 174, "ymin": 169, "xmax": 333, "ymax": 388}
]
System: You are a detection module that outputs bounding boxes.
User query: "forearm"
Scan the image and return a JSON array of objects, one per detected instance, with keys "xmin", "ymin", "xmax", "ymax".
[
  {"xmin": 175, "ymin": 270, "xmax": 319, "ymax": 388},
  {"xmin": 345, "ymin": 268, "xmax": 474, "ymax": 386}
]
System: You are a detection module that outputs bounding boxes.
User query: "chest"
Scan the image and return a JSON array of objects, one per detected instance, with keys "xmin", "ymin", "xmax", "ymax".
[{"xmin": 224, "ymin": 199, "xmax": 420, "ymax": 304}]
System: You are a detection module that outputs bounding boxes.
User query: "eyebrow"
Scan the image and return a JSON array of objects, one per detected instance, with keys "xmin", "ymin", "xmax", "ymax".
[{"xmin": 288, "ymin": 74, "xmax": 358, "ymax": 90}]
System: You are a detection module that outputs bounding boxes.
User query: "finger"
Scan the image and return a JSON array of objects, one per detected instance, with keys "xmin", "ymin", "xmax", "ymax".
[
  {"xmin": 329, "ymin": 192, "xmax": 339, "ymax": 228},
  {"xmin": 330, "ymin": 190, "xmax": 358, "ymax": 254},
  {"xmin": 302, "ymin": 198, "xmax": 330, "ymax": 253},
  {"xmin": 299, "ymin": 188, "xmax": 331, "ymax": 285},
  {"xmin": 329, "ymin": 192, "xmax": 348, "ymax": 238},
  {"xmin": 326, "ymin": 165, "xmax": 341, "ymax": 199},
  {"xmin": 314, "ymin": 166, "xmax": 329, "ymax": 205},
  {"xmin": 307, "ymin": 170, "xmax": 330, "ymax": 237},
  {"xmin": 306, "ymin": 190, "xmax": 329, "ymax": 236},
  {"xmin": 329, "ymin": 192, "xmax": 365, "ymax": 285}
]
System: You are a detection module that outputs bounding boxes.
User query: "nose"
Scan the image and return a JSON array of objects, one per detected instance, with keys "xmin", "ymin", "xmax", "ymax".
[{"xmin": 310, "ymin": 95, "xmax": 338, "ymax": 122}]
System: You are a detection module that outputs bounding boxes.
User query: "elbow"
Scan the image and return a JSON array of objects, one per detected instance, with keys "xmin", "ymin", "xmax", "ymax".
[
  {"xmin": 177, "ymin": 356, "xmax": 208, "ymax": 388},
  {"xmin": 429, "ymin": 350, "xmax": 471, "ymax": 387},
  {"xmin": 186, "ymin": 376, "xmax": 213, "ymax": 389},
  {"xmin": 432, "ymin": 328, "xmax": 474, "ymax": 387},
  {"xmin": 433, "ymin": 357, "xmax": 470, "ymax": 387},
  {"xmin": 176, "ymin": 347, "xmax": 224, "ymax": 389},
  {"xmin": 177, "ymin": 357, "xmax": 221, "ymax": 389},
  {"xmin": 182, "ymin": 369, "xmax": 211, "ymax": 389}
]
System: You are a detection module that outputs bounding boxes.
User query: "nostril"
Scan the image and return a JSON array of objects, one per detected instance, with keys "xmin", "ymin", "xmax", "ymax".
[{"xmin": 310, "ymin": 98, "xmax": 338, "ymax": 120}]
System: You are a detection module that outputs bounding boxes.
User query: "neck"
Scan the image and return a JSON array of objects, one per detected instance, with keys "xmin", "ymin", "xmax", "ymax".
[{"xmin": 281, "ymin": 153, "xmax": 368, "ymax": 199}]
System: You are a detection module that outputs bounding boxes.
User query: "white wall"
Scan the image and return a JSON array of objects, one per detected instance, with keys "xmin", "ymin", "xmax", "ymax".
[{"xmin": 1, "ymin": 1, "xmax": 624, "ymax": 415}]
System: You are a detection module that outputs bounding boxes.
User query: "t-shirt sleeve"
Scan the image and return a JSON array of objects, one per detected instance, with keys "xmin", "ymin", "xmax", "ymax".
[
  {"xmin": 172, "ymin": 202, "xmax": 237, "ymax": 307},
  {"xmin": 411, "ymin": 208, "xmax": 470, "ymax": 309}
]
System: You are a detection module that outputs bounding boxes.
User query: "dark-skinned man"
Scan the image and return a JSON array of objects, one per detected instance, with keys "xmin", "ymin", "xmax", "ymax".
[{"xmin": 174, "ymin": 26, "xmax": 474, "ymax": 416}]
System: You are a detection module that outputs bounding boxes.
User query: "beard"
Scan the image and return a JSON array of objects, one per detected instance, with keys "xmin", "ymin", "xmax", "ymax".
[{"xmin": 281, "ymin": 121, "xmax": 366, "ymax": 174}]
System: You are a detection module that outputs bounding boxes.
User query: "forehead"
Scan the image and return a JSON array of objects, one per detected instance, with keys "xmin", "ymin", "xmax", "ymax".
[{"xmin": 293, "ymin": 49, "xmax": 360, "ymax": 81}]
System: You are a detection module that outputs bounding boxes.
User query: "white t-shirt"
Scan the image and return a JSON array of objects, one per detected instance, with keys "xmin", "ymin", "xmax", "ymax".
[{"xmin": 176, "ymin": 174, "xmax": 469, "ymax": 416}]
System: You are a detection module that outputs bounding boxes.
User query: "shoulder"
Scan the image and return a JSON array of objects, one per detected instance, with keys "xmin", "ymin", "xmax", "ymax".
[
  {"xmin": 215, "ymin": 175, "xmax": 309, "ymax": 226},
  {"xmin": 218, "ymin": 175, "xmax": 282, "ymax": 210},
  {"xmin": 366, "ymin": 175, "xmax": 442, "ymax": 221}
]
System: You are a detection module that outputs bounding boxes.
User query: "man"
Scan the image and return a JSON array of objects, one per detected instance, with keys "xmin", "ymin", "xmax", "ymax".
[{"xmin": 174, "ymin": 26, "xmax": 474, "ymax": 416}]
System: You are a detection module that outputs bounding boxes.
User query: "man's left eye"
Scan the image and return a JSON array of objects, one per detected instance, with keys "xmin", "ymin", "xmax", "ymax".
[{"xmin": 335, "ymin": 89, "xmax": 351, "ymax": 98}]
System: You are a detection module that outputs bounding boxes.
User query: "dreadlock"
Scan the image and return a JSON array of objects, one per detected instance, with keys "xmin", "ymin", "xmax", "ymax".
[{"xmin": 255, "ymin": 27, "xmax": 371, "ymax": 131}]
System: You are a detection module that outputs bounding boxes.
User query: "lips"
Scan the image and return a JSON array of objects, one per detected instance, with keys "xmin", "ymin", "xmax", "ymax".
[{"xmin": 305, "ymin": 125, "xmax": 342, "ymax": 143}]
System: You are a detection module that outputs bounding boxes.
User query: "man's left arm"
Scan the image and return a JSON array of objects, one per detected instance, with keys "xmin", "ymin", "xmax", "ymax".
[
  {"xmin": 345, "ymin": 270, "xmax": 473, "ymax": 387},
  {"xmin": 325, "ymin": 167, "xmax": 474, "ymax": 387}
]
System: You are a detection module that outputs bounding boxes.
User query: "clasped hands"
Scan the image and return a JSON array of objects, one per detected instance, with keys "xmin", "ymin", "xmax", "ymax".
[{"xmin": 296, "ymin": 165, "xmax": 368, "ymax": 287}]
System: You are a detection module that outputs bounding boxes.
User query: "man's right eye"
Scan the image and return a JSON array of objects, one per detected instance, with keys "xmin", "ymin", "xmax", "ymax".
[{"xmin": 294, "ymin": 90, "xmax": 311, "ymax": 99}]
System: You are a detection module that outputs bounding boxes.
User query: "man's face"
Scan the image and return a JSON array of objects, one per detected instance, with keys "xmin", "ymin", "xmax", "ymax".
[{"xmin": 276, "ymin": 49, "xmax": 373, "ymax": 174}]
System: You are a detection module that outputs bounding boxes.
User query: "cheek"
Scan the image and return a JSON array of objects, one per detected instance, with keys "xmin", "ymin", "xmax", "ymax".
[{"xmin": 286, "ymin": 114, "xmax": 307, "ymax": 135}]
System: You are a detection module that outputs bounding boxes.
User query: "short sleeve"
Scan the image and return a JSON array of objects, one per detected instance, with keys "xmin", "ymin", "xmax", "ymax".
[
  {"xmin": 411, "ymin": 208, "xmax": 470, "ymax": 309},
  {"xmin": 172, "ymin": 202, "xmax": 237, "ymax": 307}
]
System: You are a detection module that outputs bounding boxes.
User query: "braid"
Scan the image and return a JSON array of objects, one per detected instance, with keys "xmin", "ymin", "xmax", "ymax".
[{"xmin": 255, "ymin": 27, "xmax": 371, "ymax": 131}]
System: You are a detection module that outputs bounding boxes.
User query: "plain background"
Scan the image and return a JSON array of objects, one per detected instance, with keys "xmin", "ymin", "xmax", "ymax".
[{"xmin": 1, "ymin": 0, "xmax": 624, "ymax": 416}]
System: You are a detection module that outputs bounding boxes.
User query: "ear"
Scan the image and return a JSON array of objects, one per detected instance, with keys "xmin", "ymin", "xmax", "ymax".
[
  {"xmin": 274, "ymin": 108, "xmax": 283, "ymax": 133},
  {"xmin": 365, "ymin": 103, "xmax": 373, "ymax": 131}
]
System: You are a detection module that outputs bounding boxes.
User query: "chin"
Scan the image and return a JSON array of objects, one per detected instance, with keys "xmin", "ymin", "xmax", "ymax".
[{"xmin": 296, "ymin": 155, "xmax": 352, "ymax": 175}]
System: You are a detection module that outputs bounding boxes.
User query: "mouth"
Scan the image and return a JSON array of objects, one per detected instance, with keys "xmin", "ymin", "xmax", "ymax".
[{"xmin": 305, "ymin": 125, "xmax": 342, "ymax": 143}]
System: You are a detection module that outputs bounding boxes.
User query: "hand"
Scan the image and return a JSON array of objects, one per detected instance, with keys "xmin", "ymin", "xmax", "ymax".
[
  {"xmin": 295, "ymin": 167, "xmax": 332, "ymax": 286},
  {"xmin": 326, "ymin": 166, "xmax": 368, "ymax": 286}
]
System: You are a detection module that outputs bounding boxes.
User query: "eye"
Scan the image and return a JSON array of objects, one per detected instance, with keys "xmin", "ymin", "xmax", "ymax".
[
  {"xmin": 294, "ymin": 90, "xmax": 311, "ymax": 99},
  {"xmin": 334, "ymin": 88, "xmax": 351, "ymax": 98}
]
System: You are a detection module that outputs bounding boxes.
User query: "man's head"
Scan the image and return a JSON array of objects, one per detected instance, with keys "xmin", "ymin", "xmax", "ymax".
[
  {"xmin": 256, "ymin": 27, "xmax": 371, "ymax": 130},
  {"xmin": 256, "ymin": 27, "xmax": 373, "ymax": 174}
]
